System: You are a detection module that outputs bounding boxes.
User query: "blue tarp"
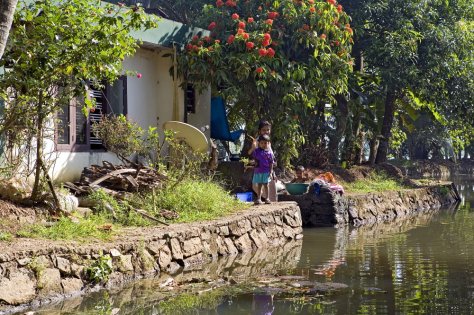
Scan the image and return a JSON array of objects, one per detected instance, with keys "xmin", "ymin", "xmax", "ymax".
[{"xmin": 210, "ymin": 97, "xmax": 244, "ymax": 142}]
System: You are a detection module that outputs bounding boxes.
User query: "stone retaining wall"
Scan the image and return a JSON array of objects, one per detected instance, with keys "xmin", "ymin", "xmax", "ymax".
[
  {"xmin": 280, "ymin": 184, "xmax": 459, "ymax": 227},
  {"xmin": 0, "ymin": 202, "xmax": 302, "ymax": 314}
]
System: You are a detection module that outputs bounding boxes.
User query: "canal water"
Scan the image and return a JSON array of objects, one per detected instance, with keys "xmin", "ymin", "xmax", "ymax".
[{"xmin": 25, "ymin": 177, "xmax": 474, "ymax": 315}]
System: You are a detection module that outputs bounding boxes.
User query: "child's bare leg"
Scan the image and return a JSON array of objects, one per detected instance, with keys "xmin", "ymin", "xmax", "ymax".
[
  {"xmin": 255, "ymin": 184, "xmax": 263, "ymax": 204},
  {"xmin": 263, "ymin": 184, "xmax": 270, "ymax": 204}
]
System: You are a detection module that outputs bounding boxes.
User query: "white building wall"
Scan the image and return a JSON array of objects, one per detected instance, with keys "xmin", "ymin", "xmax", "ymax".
[{"xmin": 49, "ymin": 47, "xmax": 211, "ymax": 182}]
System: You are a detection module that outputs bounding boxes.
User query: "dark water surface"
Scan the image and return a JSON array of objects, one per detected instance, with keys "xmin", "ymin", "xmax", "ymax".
[{"xmin": 26, "ymin": 177, "xmax": 474, "ymax": 315}]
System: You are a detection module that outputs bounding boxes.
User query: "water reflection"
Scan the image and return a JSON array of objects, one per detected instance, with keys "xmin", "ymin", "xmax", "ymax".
[{"xmin": 24, "ymin": 177, "xmax": 474, "ymax": 314}]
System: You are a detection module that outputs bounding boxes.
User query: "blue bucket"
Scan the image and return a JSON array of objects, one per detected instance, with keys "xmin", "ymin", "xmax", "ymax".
[{"xmin": 236, "ymin": 192, "xmax": 253, "ymax": 202}]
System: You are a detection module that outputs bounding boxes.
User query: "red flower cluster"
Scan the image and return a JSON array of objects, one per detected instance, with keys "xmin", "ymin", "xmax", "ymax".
[
  {"xmin": 248, "ymin": 17, "xmax": 254, "ymax": 23},
  {"xmin": 216, "ymin": 0, "xmax": 224, "ymax": 7},
  {"xmin": 208, "ymin": 21, "xmax": 217, "ymax": 30},
  {"xmin": 327, "ymin": 0, "xmax": 336, "ymax": 5},
  {"xmin": 309, "ymin": 7, "xmax": 316, "ymax": 13},
  {"xmin": 257, "ymin": 47, "xmax": 275, "ymax": 58},
  {"xmin": 337, "ymin": 4, "xmax": 343, "ymax": 12},
  {"xmin": 232, "ymin": 13, "xmax": 239, "ymax": 20},
  {"xmin": 225, "ymin": 0, "xmax": 237, "ymax": 7},
  {"xmin": 256, "ymin": 67, "xmax": 264, "ymax": 74},
  {"xmin": 227, "ymin": 34, "xmax": 235, "ymax": 44},
  {"xmin": 267, "ymin": 11, "xmax": 279, "ymax": 19},
  {"xmin": 266, "ymin": 47, "xmax": 275, "ymax": 57},
  {"xmin": 265, "ymin": 19, "xmax": 273, "ymax": 26},
  {"xmin": 246, "ymin": 42, "xmax": 255, "ymax": 50},
  {"xmin": 238, "ymin": 21, "xmax": 246, "ymax": 29}
]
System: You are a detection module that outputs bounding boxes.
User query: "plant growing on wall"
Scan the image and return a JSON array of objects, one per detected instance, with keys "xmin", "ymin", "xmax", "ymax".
[
  {"xmin": 0, "ymin": 0, "xmax": 157, "ymax": 206},
  {"xmin": 177, "ymin": 0, "xmax": 353, "ymax": 167}
]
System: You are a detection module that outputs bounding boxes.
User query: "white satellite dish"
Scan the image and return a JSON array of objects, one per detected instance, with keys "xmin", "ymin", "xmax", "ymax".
[{"xmin": 163, "ymin": 121, "xmax": 209, "ymax": 153}]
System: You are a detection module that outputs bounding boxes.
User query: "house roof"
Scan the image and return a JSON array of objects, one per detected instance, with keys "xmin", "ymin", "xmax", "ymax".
[
  {"xmin": 102, "ymin": 0, "xmax": 209, "ymax": 49},
  {"xmin": 132, "ymin": 18, "xmax": 208, "ymax": 50}
]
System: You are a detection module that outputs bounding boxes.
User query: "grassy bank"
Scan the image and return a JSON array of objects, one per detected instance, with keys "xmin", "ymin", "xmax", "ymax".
[
  {"xmin": 12, "ymin": 179, "xmax": 248, "ymax": 242},
  {"xmin": 340, "ymin": 170, "xmax": 408, "ymax": 193}
]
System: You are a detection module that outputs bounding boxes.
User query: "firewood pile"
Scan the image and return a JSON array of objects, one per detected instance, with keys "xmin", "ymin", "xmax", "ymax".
[{"xmin": 64, "ymin": 161, "xmax": 168, "ymax": 195}]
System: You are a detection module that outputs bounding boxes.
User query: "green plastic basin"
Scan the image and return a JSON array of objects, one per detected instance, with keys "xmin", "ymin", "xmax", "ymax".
[{"xmin": 285, "ymin": 183, "xmax": 309, "ymax": 195}]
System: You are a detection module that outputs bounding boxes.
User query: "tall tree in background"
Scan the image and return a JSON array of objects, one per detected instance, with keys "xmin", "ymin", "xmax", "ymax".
[
  {"xmin": 177, "ymin": 0, "xmax": 353, "ymax": 167},
  {"xmin": 339, "ymin": 0, "xmax": 474, "ymax": 163},
  {"xmin": 0, "ymin": 0, "xmax": 18, "ymax": 60}
]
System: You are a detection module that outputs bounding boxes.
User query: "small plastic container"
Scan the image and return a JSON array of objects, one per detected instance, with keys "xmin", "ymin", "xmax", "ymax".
[{"xmin": 236, "ymin": 192, "xmax": 253, "ymax": 202}]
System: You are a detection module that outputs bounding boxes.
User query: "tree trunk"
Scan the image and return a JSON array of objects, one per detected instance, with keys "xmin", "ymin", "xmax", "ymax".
[
  {"xmin": 368, "ymin": 136, "xmax": 379, "ymax": 165},
  {"xmin": 31, "ymin": 92, "xmax": 44, "ymax": 201},
  {"xmin": 375, "ymin": 89, "xmax": 397, "ymax": 164},
  {"xmin": 0, "ymin": 0, "xmax": 18, "ymax": 60},
  {"xmin": 328, "ymin": 94, "xmax": 349, "ymax": 164},
  {"xmin": 352, "ymin": 115, "xmax": 363, "ymax": 165}
]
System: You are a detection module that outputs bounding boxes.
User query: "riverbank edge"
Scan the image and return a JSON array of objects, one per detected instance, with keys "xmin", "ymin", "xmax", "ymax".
[
  {"xmin": 394, "ymin": 159, "xmax": 474, "ymax": 178},
  {"xmin": 0, "ymin": 202, "xmax": 302, "ymax": 314},
  {"xmin": 280, "ymin": 183, "xmax": 460, "ymax": 227}
]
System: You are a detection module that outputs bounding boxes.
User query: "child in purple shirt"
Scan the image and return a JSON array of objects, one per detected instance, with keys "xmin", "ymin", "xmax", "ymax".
[{"xmin": 252, "ymin": 134, "xmax": 274, "ymax": 205}]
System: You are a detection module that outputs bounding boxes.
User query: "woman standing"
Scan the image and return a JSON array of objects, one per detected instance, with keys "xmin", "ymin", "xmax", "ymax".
[{"xmin": 248, "ymin": 120, "xmax": 277, "ymax": 202}]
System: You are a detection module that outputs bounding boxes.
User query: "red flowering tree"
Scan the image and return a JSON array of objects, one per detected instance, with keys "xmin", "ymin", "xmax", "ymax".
[{"xmin": 178, "ymin": 0, "xmax": 353, "ymax": 166}]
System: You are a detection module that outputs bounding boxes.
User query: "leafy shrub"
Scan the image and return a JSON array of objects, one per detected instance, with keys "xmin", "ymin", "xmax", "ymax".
[
  {"xmin": 85, "ymin": 253, "xmax": 113, "ymax": 283},
  {"xmin": 92, "ymin": 115, "xmax": 144, "ymax": 162}
]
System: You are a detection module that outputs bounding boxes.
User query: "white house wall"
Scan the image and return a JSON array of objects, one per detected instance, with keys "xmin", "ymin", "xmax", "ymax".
[{"xmin": 50, "ymin": 47, "xmax": 211, "ymax": 182}]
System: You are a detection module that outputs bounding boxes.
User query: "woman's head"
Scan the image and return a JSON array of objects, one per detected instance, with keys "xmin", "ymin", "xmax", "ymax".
[
  {"xmin": 258, "ymin": 120, "xmax": 271, "ymax": 136},
  {"xmin": 295, "ymin": 165, "xmax": 305, "ymax": 178}
]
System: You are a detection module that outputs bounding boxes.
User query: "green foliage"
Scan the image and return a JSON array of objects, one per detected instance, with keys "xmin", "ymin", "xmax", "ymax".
[
  {"xmin": 28, "ymin": 257, "xmax": 46, "ymax": 288},
  {"xmin": 140, "ymin": 179, "xmax": 247, "ymax": 223},
  {"xmin": 342, "ymin": 171, "xmax": 407, "ymax": 193},
  {"xmin": 338, "ymin": 0, "xmax": 474, "ymax": 163},
  {"xmin": 85, "ymin": 253, "xmax": 113, "ymax": 284},
  {"xmin": 92, "ymin": 114, "xmax": 145, "ymax": 161},
  {"xmin": 17, "ymin": 216, "xmax": 113, "ymax": 241}
]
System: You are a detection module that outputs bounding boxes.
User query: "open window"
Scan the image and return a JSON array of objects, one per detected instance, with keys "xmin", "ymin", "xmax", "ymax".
[{"xmin": 56, "ymin": 76, "xmax": 127, "ymax": 151}]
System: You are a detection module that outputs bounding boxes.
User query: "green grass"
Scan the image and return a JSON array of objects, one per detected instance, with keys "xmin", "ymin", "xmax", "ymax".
[
  {"xmin": 141, "ymin": 179, "xmax": 248, "ymax": 223},
  {"xmin": 14, "ymin": 180, "xmax": 248, "ymax": 241},
  {"xmin": 0, "ymin": 231, "xmax": 13, "ymax": 242},
  {"xmin": 341, "ymin": 171, "xmax": 407, "ymax": 193},
  {"xmin": 17, "ymin": 215, "xmax": 114, "ymax": 241}
]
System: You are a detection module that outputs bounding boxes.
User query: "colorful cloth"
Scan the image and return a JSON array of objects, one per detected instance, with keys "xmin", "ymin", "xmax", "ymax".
[{"xmin": 252, "ymin": 148, "xmax": 274, "ymax": 174}]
